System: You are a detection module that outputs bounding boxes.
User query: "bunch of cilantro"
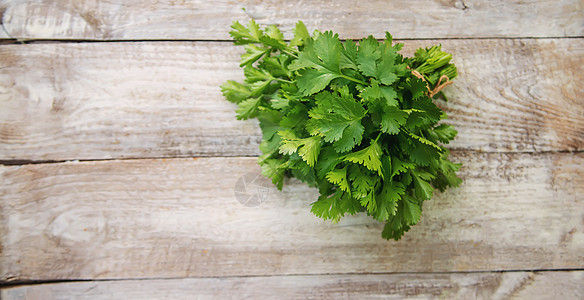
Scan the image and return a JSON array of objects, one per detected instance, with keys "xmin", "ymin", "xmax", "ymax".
[{"xmin": 221, "ymin": 20, "xmax": 462, "ymax": 240}]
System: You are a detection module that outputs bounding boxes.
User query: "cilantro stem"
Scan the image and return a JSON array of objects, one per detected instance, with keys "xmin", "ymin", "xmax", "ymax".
[
  {"xmin": 374, "ymin": 133, "xmax": 382, "ymax": 143},
  {"xmin": 280, "ymin": 48, "xmax": 298, "ymax": 58},
  {"xmin": 276, "ymin": 78, "xmax": 293, "ymax": 84},
  {"xmin": 340, "ymin": 74, "xmax": 367, "ymax": 85}
]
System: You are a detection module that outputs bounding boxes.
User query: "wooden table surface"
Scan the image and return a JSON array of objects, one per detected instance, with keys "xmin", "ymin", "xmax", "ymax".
[{"xmin": 0, "ymin": 0, "xmax": 583, "ymax": 299}]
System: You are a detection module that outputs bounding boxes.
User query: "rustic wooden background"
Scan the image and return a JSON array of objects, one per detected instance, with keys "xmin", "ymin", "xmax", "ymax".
[{"xmin": 0, "ymin": 0, "xmax": 583, "ymax": 299}]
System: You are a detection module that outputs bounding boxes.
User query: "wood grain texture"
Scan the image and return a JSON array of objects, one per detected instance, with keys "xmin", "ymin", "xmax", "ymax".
[
  {"xmin": 0, "ymin": 152, "xmax": 582, "ymax": 281},
  {"xmin": 1, "ymin": 39, "xmax": 582, "ymax": 162},
  {"xmin": 1, "ymin": 271, "xmax": 583, "ymax": 300},
  {"xmin": 1, "ymin": 0, "xmax": 582, "ymax": 40}
]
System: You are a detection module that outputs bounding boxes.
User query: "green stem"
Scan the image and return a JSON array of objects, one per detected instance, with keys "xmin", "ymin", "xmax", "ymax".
[
  {"xmin": 280, "ymin": 48, "xmax": 298, "ymax": 58},
  {"xmin": 276, "ymin": 78, "xmax": 293, "ymax": 84},
  {"xmin": 340, "ymin": 74, "xmax": 367, "ymax": 85},
  {"xmin": 374, "ymin": 133, "xmax": 382, "ymax": 143}
]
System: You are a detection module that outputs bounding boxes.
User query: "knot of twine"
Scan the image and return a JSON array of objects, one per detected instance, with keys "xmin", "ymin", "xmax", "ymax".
[{"xmin": 408, "ymin": 68, "xmax": 453, "ymax": 98}]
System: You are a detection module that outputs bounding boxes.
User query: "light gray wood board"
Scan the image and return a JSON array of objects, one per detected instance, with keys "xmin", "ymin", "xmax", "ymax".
[
  {"xmin": 1, "ymin": 152, "xmax": 582, "ymax": 281},
  {"xmin": 1, "ymin": 271, "xmax": 583, "ymax": 300},
  {"xmin": 1, "ymin": 39, "xmax": 582, "ymax": 162},
  {"xmin": 0, "ymin": 0, "xmax": 582, "ymax": 40}
]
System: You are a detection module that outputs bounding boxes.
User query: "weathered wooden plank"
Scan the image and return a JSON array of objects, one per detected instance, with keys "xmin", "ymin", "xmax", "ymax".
[
  {"xmin": 1, "ymin": 271, "xmax": 583, "ymax": 299},
  {"xmin": 0, "ymin": 0, "xmax": 582, "ymax": 40},
  {"xmin": 509, "ymin": 271, "xmax": 584, "ymax": 300},
  {"xmin": 0, "ymin": 152, "xmax": 582, "ymax": 281},
  {"xmin": 1, "ymin": 39, "xmax": 582, "ymax": 162}
]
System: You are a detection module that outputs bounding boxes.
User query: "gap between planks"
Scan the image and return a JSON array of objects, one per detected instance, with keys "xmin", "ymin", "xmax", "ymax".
[
  {"xmin": 0, "ymin": 0, "xmax": 582, "ymax": 40},
  {"xmin": 1, "ymin": 271, "xmax": 583, "ymax": 300},
  {"xmin": 2, "ymin": 36, "xmax": 584, "ymax": 45},
  {"xmin": 0, "ymin": 149, "xmax": 583, "ymax": 167},
  {"xmin": 3, "ymin": 268, "xmax": 584, "ymax": 288}
]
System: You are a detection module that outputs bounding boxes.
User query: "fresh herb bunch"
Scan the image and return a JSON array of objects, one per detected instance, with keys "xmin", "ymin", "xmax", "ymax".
[{"xmin": 221, "ymin": 20, "xmax": 462, "ymax": 240}]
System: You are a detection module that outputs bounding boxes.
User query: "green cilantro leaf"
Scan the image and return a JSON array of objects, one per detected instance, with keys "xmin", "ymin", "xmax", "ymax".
[
  {"xmin": 221, "ymin": 80, "xmax": 251, "ymax": 103},
  {"xmin": 229, "ymin": 20, "xmax": 263, "ymax": 44},
  {"xmin": 360, "ymin": 189, "xmax": 377, "ymax": 214},
  {"xmin": 326, "ymin": 166, "xmax": 351, "ymax": 193},
  {"xmin": 356, "ymin": 36, "xmax": 399, "ymax": 85},
  {"xmin": 290, "ymin": 21, "xmax": 310, "ymax": 47},
  {"xmin": 259, "ymin": 25, "xmax": 287, "ymax": 49},
  {"xmin": 278, "ymin": 130, "xmax": 322, "ymax": 167},
  {"xmin": 374, "ymin": 180, "xmax": 404, "ymax": 221},
  {"xmin": 311, "ymin": 191, "xmax": 361, "ymax": 223},
  {"xmin": 311, "ymin": 192, "xmax": 343, "ymax": 222},
  {"xmin": 411, "ymin": 169, "xmax": 435, "ymax": 200},
  {"xmin": 257, "ymin": 109, "xmax": 282, "ymax": 141},
  {"xmin": 380, "ymin": 106, "xmax": 408, "ymax": 134},
  {"xmin": 402, "ymin": 195, "xmax": 422, "ymax": 225},
  {"xmin": 405, "ymin": 77, "xmax": 429, "ymax": 100},
  {"xmin": 348, "ymin": 164, "xmax": 376, "ymax": 199},
  {"xmin": 306, "ymin": 90, "xmax": 366, "ymax": 152},
  {"xmin": 361, "ymin": 80, "xmax": 398, "ymax": 106},
  {"xmin": 429, "ymin": 124, "xmax": 458, "ymax": 144},
  {"xmin": 260, "ymin": 158, "xmax": 287, "ymax": 190},
  {"xmin": 391, "ymin": 156, "xmax": 416, "ymax": 179},
  {"xmin": 315, "ymin": 147, "xmax": 340, "ymax": 179},
  {"xmin": 235, "ymin": 97, "xmax": 261, "ymax": 120},
  {"xmin": 240, "ymin": 44, "xmax": 271, "ymax": 67},
  {"xmin": 288, "ymin": 31, "xmax": 345, "ymax": 96},
  {"xmin": 342, "ymin": 138, "xmax": 383, "ymax": 177},
  {"xmin": 295, "ymin": 69, "xmax": 341, "ymax": 96}
]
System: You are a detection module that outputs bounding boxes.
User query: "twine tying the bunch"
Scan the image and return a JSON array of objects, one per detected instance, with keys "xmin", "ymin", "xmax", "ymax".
[{"xmin": 408, "ymin": 68, "xmax": 453, "ymax": 98}]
